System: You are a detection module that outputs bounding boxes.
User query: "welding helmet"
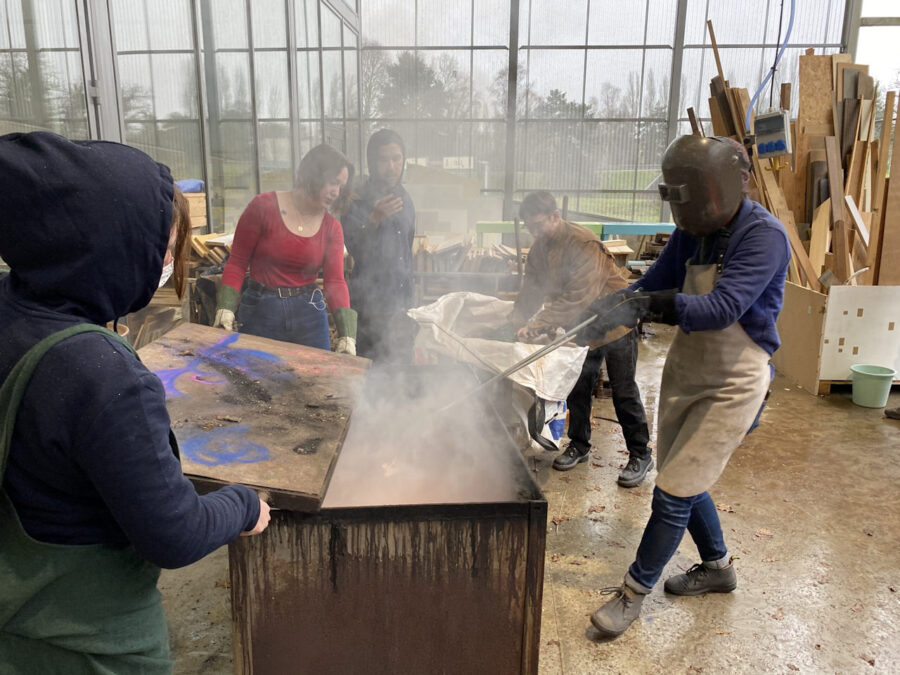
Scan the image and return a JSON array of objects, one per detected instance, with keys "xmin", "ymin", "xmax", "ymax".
[{"xmin": 658, "ymin": 135, "xmax": 747, "ymax": 236}]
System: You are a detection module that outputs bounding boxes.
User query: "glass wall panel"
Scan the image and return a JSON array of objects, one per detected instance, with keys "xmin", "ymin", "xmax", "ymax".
[
  {"xmin": 474, "ymin": 0, "xmax": 509, "ymax": 45},
  {"xmin": 587, "ymin": 0, "xmax": 647, "ymax": 46},
  {"xmin": 323, "ymin": 49, "xmax": 344, "ymax": 118},
  {"xmin": 418, "ymin": 0, "xmax": 472, "ymax": 47},
  {"xmin": 523, "ymin": 49, "xmax": 586, "ymax": 118},
  {"xmin": 0, "ymin": 0, "xmax": 88, "ymax": 136},
  {"xmin": 472, "ymin": 49, "xmax": 507, "ymax": 118},
  {"xmin": 322, "ymin": 4, "xmax": 343, "ymax": 48},
  {"xmin": 252, "ymin": 0, "xmax": 288, "ymax": 49},
  {"xmin": 526, "ymin": 0, "xmax": 588, "ymax": 46}
]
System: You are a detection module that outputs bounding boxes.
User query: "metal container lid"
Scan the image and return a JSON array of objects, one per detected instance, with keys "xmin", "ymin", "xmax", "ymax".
[{"xmin": 139, "ymin": 323, "xmax": 367, "ymax": 512}]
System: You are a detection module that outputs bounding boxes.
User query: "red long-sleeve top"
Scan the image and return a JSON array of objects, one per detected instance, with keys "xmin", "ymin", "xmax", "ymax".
[{"xmin": 221, "ymin": 192, "xmax": 349, "ymax": 311}]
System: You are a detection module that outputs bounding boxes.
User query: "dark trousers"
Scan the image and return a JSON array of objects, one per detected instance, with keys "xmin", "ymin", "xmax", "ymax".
[
  {"xmin": 566, "ymin": 328, "xmax": 650, "ymax": 459},
  {"xmin": 628, "ymin": 487, "xmax": 728, "ymax": 589}
]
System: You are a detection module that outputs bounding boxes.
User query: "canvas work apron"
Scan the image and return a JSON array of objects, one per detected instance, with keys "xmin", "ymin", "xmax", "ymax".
[
  {"xmin": 654, "ymin": 261, "xmax": 771, "ymax": 498},
  {"xmin": 0, "ymin": 324, "xmax": 172, "ymax": 674}
]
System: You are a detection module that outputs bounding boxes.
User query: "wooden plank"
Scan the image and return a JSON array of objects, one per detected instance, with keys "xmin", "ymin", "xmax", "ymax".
[
  {"xmin": 780, "ymin": 82, "xmax": 792, "ymax": 111},
  {"xmin": 866, "ymin": 91, "xmax": 896, "ymax": 282},
  {"xmin": 687, "ymin": 107, "xmax": 704, "ymax": 136},
  {"xmin": 708, "ymin": 96, "xmax": 728, "ymax": 136},
  {"xmin": 809, "ymin": 198, "xmax": 831, "ymax": 279},
  {"xmin": 878, "ymin": 117, "xmax": 900, "ymax": 284},
  {"xmin": 707, "ymin": 20, "xmax": 725, "ymax": 83},
  {"xmin": 755, "ymin": 161, "xmax": 822, "ymax": 292},
  {"xmin": 138, "ymin": 323, "xmax": 369, "ymax": 513},
  {"xmin": 844, "ymin": 195, "xmax": 869, "ymax": 248},
  {"xmin": 824, "ymin": 136, "xmax": 852, "ymax": 282},
  {"xmin": 841, "ymin": 98, "xmax": 860, "ymax": 165},
  {"xmin": 796, "ymin": 54, "xmax": 836, "ymax": 222}
]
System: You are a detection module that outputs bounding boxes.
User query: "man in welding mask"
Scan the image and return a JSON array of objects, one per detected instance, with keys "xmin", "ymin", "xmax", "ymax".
[
  {"xmin": 585, "ymin": 135, "xmax": 790, "ymax": 638},
  {"xmin": 342, "ymin": 129, "xmax": 417, "ymax": 362}
]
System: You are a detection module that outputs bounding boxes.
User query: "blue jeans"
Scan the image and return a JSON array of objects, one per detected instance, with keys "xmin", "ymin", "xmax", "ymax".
[
  {"xmin": 237, "ymin": 287, "xmax": 331, "ymax": 351},
  {"xmin": 627, "ymin": 487, "xmax": 728, "ymax": 590}
]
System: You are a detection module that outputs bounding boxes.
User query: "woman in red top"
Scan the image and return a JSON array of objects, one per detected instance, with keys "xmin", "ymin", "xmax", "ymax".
[{"xmin": 213, "ymin": 144, "xmax": 358, "ymax": 354}]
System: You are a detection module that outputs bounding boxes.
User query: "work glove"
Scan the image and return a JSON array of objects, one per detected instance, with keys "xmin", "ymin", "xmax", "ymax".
[
  {"xmin": 332, "ymin": 307, "xmax": 358, "ymax": 340},
  {"xmin": 334, "ymin": 336, "xmax": 357, "ymax": 356},
  {"xmin": 213, "ymin": 308, "xmax": 236, "ymax": 331},
  {"xmin": 581, "ymin": 288, "xmax": 680, "ymax": 342},
  {"xmin": 633, "ymin": 289, "xmax": 680, "ymax": 325}
]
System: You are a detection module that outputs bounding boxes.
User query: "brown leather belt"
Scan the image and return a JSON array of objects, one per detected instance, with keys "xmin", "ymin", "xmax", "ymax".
[{"xmin": 246, "ymin": 278, "xmax": 317, "ymax": 299}]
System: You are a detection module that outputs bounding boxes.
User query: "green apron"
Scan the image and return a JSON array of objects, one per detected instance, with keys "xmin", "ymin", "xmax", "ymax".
[{"xmin": 0, "ymin": 324, "xmax": 172, "ymax": 674}]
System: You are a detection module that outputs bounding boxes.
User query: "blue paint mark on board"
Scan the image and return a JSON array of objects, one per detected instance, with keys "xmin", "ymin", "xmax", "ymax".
[
  {"xmin": 158, "ymin": 333, "xmax": 291, "ymax": 397},
  {"xmin": 181, "ymin": 425, "xmax": 270, "ymax": 466}
]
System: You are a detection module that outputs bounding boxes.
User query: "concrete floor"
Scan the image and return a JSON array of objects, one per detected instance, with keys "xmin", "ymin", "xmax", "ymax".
[{"xmin": 161, "ymin": 326, "xmax": 900, "ymax": 674}]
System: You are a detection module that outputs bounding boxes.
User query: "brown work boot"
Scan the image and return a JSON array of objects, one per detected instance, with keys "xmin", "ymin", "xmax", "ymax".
[{"xmin": 590, "ymin": 581, "xmax": 647, "ymax": 637}]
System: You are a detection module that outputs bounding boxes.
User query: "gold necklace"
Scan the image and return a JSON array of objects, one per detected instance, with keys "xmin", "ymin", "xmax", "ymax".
[{"xmin": 282, "ymin": 193, "xmax": 307, "ymax": 232}]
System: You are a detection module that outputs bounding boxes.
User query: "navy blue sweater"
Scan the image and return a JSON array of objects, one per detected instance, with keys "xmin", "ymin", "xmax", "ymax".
[
  {"xmin": 631, "ymin": 199, "xmax": 790, "ymax": 355},
  {"xmin": 0, "ymin": 132, "xmax": 259, "ymax": 569},
  {"xmin": 342, "ymin": 179, "xmax": 416, "ymax": 314}
]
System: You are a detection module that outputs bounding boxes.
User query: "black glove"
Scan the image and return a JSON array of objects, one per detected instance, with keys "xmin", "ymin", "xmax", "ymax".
[
  {"xmin": 634, "ymin": 289, "xmax": 679, "ymax": 325},
  {"xmin": 581, "ymin": 289, "xmax": 680, "ymax": 342},
  {"xmin": 581, "ymin": 290, "xmax": 643, "ymax": 342}
]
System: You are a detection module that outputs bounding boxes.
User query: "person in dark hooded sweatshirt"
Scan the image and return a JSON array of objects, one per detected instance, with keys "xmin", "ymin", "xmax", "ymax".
[
  {"xmin": 341, "ymin": 129, "xmax": 417, "ymax": 362},
  {"xmin": 0, "ymin": 132, "xmax": 270, "ymax": 672}
]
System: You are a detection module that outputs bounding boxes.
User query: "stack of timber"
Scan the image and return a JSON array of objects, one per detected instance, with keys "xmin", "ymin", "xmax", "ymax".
[
  {"xmin": 413, "ymin": 235, "xmax": 520, "ymax": 275},
  {"xmin": 701, "ymin": 23, "xmax": 900, "ymax": 396},
  {"xmin": 190, "ymin": 232, "xmax": 232, "ymax": 269},
  {"xmin": 700, "ymin": 22, "xmax": 897, "ymax": 291}
]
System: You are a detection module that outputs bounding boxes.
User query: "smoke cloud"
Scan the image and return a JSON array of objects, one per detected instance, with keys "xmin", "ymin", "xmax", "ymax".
[{"xmin": 322, "ymin": 364, "xmax": 535, "ymax": 508}]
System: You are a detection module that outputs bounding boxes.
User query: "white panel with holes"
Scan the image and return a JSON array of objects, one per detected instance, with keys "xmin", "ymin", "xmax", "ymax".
[{"xmin": 819, "ymin": 286, "xmax": 900, "ymax": 381}]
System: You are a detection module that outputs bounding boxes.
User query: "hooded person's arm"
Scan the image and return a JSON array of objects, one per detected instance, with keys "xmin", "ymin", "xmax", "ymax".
[{"xmin": 70, "ymin": 341, "xmax": 260, "ymax": 569}]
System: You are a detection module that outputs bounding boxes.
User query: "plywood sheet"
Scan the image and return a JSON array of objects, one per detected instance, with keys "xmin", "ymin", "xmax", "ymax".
[
  {"xmin": 138, "ymin": 323, "xmax": 369, "ymax": 512},
  {"xmin": 819, "ymin": 285, "xmax": 900, "ymax": 380},
  {"xmin": 772, "ymin": 282, "xmax": 826, "ymax": 395}
]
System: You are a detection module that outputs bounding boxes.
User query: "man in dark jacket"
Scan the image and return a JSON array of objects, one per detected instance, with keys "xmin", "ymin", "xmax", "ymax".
[
  {"xmin": 342, "ymin": 129, "xmax": 417, "ymax": 362},
  {"xmin": 510, "ymin": 191, "xmax": 653, "ymax": 487},
  {"xmin": 0, "ymin": 132, "xmax": 268, "ymax": 671}
]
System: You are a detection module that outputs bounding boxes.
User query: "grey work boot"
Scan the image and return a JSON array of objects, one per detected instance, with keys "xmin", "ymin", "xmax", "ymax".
[
  {"xmin": 617, "ymin": 454, "xmax": 653, "ymax": 488},
  {"xmin": 590, "ymin": 582, "xmax": 647, "ymax": 637},
  {"xmin": 664, "ymin": 558, "xmax": 737, "ymax": 596}
]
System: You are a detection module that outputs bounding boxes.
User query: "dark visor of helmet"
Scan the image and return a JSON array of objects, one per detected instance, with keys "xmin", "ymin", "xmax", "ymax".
[{"xmin": 658, "ymin": 183, "xmax": 689, "ymax": 203}]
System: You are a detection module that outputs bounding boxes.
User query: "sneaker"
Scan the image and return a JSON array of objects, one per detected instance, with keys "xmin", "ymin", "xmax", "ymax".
[
  {"xmin": 617, "ymin": 454, "xmax": 653, "ymax": 488},
  {"xmin": 664, "ymin": 558, "xmax": 737, "ymax": 596},
  {"xmin": 552, "ymin": 442, "xmax": 590, "ymax": 471},
  {"xmin": 590, "ymin": 584, "xmax": 646, "ymax": 637}
]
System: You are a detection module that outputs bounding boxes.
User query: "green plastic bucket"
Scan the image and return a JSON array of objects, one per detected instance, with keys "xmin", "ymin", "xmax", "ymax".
[{"xmin": 850, "ymin": 365, "xmax": 896, "ymax": 408}]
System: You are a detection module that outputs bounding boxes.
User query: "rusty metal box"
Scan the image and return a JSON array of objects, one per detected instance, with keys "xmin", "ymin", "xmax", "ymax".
[{"xmin": 228, "ymin": 367, "xmax": 547, "ymax": 675}]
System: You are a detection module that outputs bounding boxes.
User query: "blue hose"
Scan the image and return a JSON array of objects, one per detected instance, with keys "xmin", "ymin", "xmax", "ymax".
[{"xmin": 745, "ymin": 0, "xmax": 796, "ymax": 134}]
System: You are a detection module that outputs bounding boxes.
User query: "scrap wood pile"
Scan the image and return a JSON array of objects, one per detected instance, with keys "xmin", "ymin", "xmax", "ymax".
[
  {"xmin": 190, "ymin": 233, "xmax": 232, "ymax": 268},
  {"xmin": 413, "ymin": 235, "xmax": 521, "ymax": 274},
  {"xmin": 696, "ymin": 21, "xmax": 898, "ymax": 292}
]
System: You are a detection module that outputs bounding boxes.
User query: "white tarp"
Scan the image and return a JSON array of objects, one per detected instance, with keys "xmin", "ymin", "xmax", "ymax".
[{"xmin": 408, "ymin": 292, "xmax": 588, "ymax": 402}]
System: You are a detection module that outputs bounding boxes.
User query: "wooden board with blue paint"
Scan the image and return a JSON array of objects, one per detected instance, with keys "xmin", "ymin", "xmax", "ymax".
[{"xmin": 137, "ymin": 323, "xmax": 368, "ymax": 512}]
